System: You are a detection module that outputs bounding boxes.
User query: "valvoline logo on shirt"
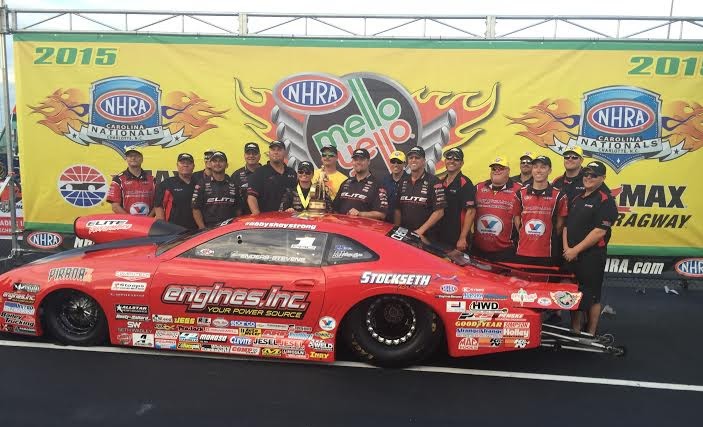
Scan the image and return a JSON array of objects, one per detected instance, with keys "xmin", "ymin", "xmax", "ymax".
[
  {"xmin": 525, "ymin": 219, "xmax": 546, "ymax": 236},
  {"xmin": 477, "ymin": 214, "xmax": 503, "ymax": 235}
]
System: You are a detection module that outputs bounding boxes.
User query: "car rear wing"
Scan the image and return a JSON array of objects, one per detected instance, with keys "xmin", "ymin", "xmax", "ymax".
[{"xmin": 74, "ymin": 214, "xmax": 185, "ymax": 244}]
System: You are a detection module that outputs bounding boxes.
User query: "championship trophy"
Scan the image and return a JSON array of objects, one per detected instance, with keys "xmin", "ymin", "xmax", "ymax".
[{"xmin": 308, "ymin": 170, "xmax": 328, "ymax": 212}]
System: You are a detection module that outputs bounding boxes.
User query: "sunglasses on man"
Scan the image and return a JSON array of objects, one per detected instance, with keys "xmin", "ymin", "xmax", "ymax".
[
  {"xmin": 520, "ymin": 160, "xmax": 532, "ymax": 165},
  {"xmin": 390, "ymin": 159, "xmax": 404, "ymax": 165},
  {"xmin": 564, "ymin": 155, "xmax": 581, "ymax": 160}
]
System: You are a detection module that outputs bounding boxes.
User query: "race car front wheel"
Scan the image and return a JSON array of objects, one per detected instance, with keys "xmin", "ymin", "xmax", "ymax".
[
  {"xmin": 345, "ymin": 295, "xmax": 442, "ymax": 368},
  {"xmin": 44, "ymin": 290, "xmax": 108, "ymax": 346}
]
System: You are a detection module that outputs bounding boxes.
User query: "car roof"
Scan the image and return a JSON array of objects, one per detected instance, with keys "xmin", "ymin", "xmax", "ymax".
[{"xmin": 226, "ymin": 211, "xmax": 394, "ymax": 235}]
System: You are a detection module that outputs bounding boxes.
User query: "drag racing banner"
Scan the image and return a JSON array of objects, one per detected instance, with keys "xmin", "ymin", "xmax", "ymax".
[{"xmin": 13, "ymin": 34, "xmax": 703, "ymax": 259}]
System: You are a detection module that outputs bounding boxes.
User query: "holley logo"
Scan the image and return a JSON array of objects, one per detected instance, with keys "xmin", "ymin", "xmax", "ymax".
[{"xmin": 236, "ymin": 73, "xmax": 497, "ymax": 177}]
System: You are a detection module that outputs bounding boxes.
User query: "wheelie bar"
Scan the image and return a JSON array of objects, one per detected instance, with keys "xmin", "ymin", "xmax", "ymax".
[{"xmin": 540, "ymin": 324, "xmax": 625, "ymax": 356}]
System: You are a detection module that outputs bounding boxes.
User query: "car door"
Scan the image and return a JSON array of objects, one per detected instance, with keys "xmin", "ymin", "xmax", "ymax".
[{"xmin": 149, "ymin": 228, "xmax": 327, "ymax": 354}]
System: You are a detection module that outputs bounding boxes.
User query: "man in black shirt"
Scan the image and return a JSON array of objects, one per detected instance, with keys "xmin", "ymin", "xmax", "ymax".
[
  {"xmin": 510, "ymin": 151, "xmax": 534, "ymax": 187},
  {"xmin": 154, "ymin": 153, "xmax": 197, "ymax": 230},
  {"xmin": 247, "ymin": 140, "xmax": 297, "ymax": 214},
  {"xmin": 191, "ymin": 151, "xmax": 239, "ymax": 228},
  {"xmin": 395, "ymin": 146, "xmax": 447, "ymax": 241},
  {"xmin": 192, "ymin": 148, "xmax": 215, "ymax": 185},
  {"xmin": 563, "ymin": 160, "xmax": 618, "ymax": 335},
  {"xmin": 280, "ymin": 161, "xmax": 332, "ymax": 212},
  {"xmin": 381, "ymin": 150, "xmax": 408, "ymax": 223},
  {"xmin": 333, "ymin": 148, "xmax": 388, "ymax": 220},
  {"xmin": 438, "ymin": 147, "xmax": 475, "ymax": 251},
  {"xmin": 232, "ymin": 142, "xmax": 262, "ymax": 215}
]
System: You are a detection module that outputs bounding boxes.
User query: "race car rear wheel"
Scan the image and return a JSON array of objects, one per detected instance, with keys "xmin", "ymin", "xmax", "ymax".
[
  {"xmin": 345, "ymin": 295, "xmax": 442, "ymax": 368},
  {"xmin": 44, "ymin": 290, "xmax": 108, "ymax": 346}
]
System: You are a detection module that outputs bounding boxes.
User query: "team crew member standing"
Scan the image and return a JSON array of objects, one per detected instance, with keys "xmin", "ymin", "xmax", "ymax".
[
  {"xmin": 280, "ymin": 161, "xmax": 332, "ymax": 212},
  {"xmin": 247, "ymin": 140, "xmax": 297, "ymax": 214},
  {"xmin": 472, "ymin": 155, "xmax": 522, "ymax": 261},
  {"xmin": 395, "ymin": 146, "xmax": 446, "ymax": 241},
  {"xmin": 192, "ymin": 148, "xmax": 215, "ymax": 184},
  {"xmin": 313, "ymin": 145, "xmax": 347, "ymax": 200},
  {"xmin": 154, "ymin": 153, "xmax": 197, "ymax": 230},
  {"xmin": 191, "ymin": 151, "xmax": 239, "ymax": 228},
  {"xmin": 510, "ymin": 152, "xmax": 534, "ymax": 187},
  {"xmin": 231, "ymin": 142, "xmax": 262, "ymax": 215},
  {"xmin": 382, "ymin": 150, "xmax": 408, "ymax": 223},
  {"xmin": 333, "ymin": 148, "xmax": 388, "ymax": 219},
  {"xmin": 107, "ymin": 146, "xmax": 155, "ymax": 216},
  {"xmin": 563, "ymin": 161, "xmax": 618, "ymax": 334},
  {"xmin": 438, "ymin": 147, "xmax": 475, "ymax": 251},
  {"xmin": 512, "ymin": 155, "xmax": 568, "ymax": 265}
]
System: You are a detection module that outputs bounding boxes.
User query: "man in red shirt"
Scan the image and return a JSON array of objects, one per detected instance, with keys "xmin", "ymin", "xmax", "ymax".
[
  {"xmin": 512, "ymin": 155, "xmax": 568, "ymax": 266},
  {"xmin": 472, "ymin": 155, "xmax": 521, "ymax": 262},
  {"xmin": 107, "ymin": 146, "xmax": 155, "ymax": 216}
]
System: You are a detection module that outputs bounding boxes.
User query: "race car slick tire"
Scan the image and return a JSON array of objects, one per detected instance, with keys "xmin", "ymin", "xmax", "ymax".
[
  {"xmin": 345, "ymin": 295, "xmax": 442, "ymax": 368},
  {"xmin": 44, "ymin": 290, "xmax": 108, "ymax": 346}
]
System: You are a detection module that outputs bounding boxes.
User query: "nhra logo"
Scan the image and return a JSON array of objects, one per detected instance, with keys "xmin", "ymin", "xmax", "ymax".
[
  {"xmin": 26, "ymin": 231, "xmax": 63, "ymax": 249},
  {"xmin": 509, "ymin": 85, "xmax": 698, "ymax": 173},
  {"xmin": 675, "ymin": 258, "xmax": 703, "ymax": 278},
  {"xmin": 274, "ymin": 74, "xmax": 351, "ymax": 114},
  {"xmin": 57, "ymin": 165, "xmax": 107, "ymax": 208},
  {"xmin": 95, "ymin": 89, "xmax": 157, "ymax": 122}
]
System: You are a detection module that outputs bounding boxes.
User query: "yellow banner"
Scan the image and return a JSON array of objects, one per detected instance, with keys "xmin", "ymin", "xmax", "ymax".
[{"xmin": 14, "ymin": 34, "xmax": 703, "ymax": 255}]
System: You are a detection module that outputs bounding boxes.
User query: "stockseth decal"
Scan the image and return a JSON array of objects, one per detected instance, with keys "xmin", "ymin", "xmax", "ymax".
[
  {"xmin": 48, "ymin": 267, "xmax": 93, "ymax": 282},
  {"xmin": 162, "ymin": 283, "xmax": 310, "ymax": 319},
  {"xmin": 360, "ymin": 272, "xmax": 431, "ymax": 287}
]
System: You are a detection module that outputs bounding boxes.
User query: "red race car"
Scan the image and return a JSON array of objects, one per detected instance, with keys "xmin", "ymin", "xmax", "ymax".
[{"xmin": 0, "ymin": 212, "xmax": 619, "ymax": 367}]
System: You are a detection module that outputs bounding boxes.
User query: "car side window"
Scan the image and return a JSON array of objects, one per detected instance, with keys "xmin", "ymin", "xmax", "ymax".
[
  {"xmin": 182, "ymin": 229, "xmax": 327, "ymax": 267},
  {"xmin": 325, "ymin": 234, "xmax": 378, "ymax": 265}
]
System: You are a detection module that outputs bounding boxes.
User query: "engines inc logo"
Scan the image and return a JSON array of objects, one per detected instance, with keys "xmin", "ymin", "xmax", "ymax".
[{"xmin": 508, "ymin": 85, "xmax": 701, "ymax": 173}]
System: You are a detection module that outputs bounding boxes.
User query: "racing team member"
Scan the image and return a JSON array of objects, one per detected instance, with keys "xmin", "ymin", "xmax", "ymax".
[
  {"xmin": 381, "ymin": 150, "xmax": 408, "ymax": 223},
  {"xmin": 280, "ymin": 161, "xmax": 332, "ymax": 212},
  {"xmin": 192, "ymin": 148, "xmax": 215, "ymax": 184},
  {"xmin": 247, "ymin": 140, "xmax": 297, "ymax": 214},
  {"xmin": 472, "ymin": 155, "xmax": 521, "ymax": 262},
  {"xmin": 563, "ymin": 160, "xmax": 618, "ymax": 335},
  {"xmin": 437, "ymin": 147, "xmax": 475, "ymax": 251},
  {"xmin": 333, "ymin": 148, "xmax": 388, "ymax": 219},
  {"xmin": 394, "ymin": 146, "xmax": 446, "ymax": 241},
  {"xmin": 510, "ymin": 151, "xmax": 534, "ymax": 187},
  {"xmin": 154, "ymin": 153, "xmax": 197, "ymax": 230},
  {"xmin": 192, "ymin": 151, "xmax": 239, "ymax": 228},
  {"xmin": 313, "ymin": 145, "xmax": 347, "ymax": 200},
  {"xmin": 231, "ymin": 142, "xmax": 262, "ymax": 215},
  {"xmin": 107, "ymin": 146, "xmax": 155, "ymax": 216},
  {"xmin": 512, "ymin": 155, "xmax": 568, "ymax": 266}
]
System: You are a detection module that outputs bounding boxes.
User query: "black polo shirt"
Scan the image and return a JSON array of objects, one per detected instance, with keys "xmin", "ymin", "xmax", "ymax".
[
  {"xmin": 396, "ymin": 172, "xmax": 447, "ymax": 234},
  {"xmin": 553, "ymin": 170, "xmax": 610, "ymax": 204},
  {"xmin": 192, "ymin": 175, "xmax": 240, "ymax": 227},
  {"xmin": 232, "ymin": 165, "xmax": 259, "ymax": 215},
  {"xmin": 438, "ymin": 173, "xmax": 475, "ymax": 246},
  {"xmin": 333, "ymin": 174, "xmax": 388, "ymax": 215},
  {"xmin": 510, "ymin": 174, "xmax": 534, "ymax": 187},
  {"xmin": 154, "ymin": 176, "xmax": 196, "ymax": 230},
  {"xmin": 247, "ymin": 163, "xmax": 297, "ymax": 213},
  {"xmin": 566, "ymin": 185, "xmax": 618, "ymax": 253},
  {"xmin": 280, "ymin": 185, "xmax": 333, "ymax": 212}
]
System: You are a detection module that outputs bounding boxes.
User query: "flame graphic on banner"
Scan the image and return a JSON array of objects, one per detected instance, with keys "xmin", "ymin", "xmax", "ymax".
[
  {"xmin": 412, "ymin": 83, "xmax": 498, "ymax": 174},
  {"xmin": 161, "ymin": 91, "xmax": 229, "ymax": 139},
  {"xmin": 506, "ymin": 99, "xmax": 580, "ymax": 149},
  {"xmin": 663, "ymin": 101, "xmax": 703, "ymax": 151},
  {"xmin": 234, "ymin": 78, "xmax": 279, "ymax": 142},
  {"xmin": 28, "ymin": 89, "xmax": 89, "ymax": 135}
]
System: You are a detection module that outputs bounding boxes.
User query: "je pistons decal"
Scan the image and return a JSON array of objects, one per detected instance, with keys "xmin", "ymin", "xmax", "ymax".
[
  {"xmin": 30, "ymin": 77, "xmax": 227, "ymax": 158},
  {"xmin": 162, "ymin": 283, "xmax": 310, "ymax": 319},
  {"xmin": 508, "ymin": 85, "xmax": 701, "ymax": 172},
  {"xmin": 235, "ymin": 73, "xmax": 497, "ymax": 176}
]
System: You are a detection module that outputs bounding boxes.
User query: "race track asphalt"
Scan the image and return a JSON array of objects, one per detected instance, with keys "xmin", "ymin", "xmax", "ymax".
[{"xmin": 0, "ymin": 286, "xmax": 700, "ymax": 427}]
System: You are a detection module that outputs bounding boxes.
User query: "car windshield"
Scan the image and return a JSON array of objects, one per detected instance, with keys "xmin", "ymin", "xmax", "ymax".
[
  {"xmin": 156, "ymin": 228, "xmax": 209, "ymax": 255},
  {"xmin": 386, "ymin": 226, "xmax": 472, "ymax": 267}
]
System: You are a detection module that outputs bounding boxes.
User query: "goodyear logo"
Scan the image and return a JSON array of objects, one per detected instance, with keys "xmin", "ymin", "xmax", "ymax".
[
  {"xmin": 26, "ymin": 231, "xmax": 63, "ymax": 250},
  {"xmin": 274, "ymin": 74, "xmax": 350, "ymax": 114}
]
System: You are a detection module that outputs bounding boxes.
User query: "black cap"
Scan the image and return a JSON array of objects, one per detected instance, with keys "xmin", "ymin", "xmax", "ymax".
[
  {"xmin": 532, "ymin": 155, "xmax": 552, "ymax": 167},
  {"xmin": 177, "ymin": 153, "xmax": 194, "ymax": 162},
  {"xmin": 320, "ymin": 145, "xmax": 338, "ymax": 155},
  {"xmin": 443, "ymin": 147, "xmax": 464, "ymax": 160},
  {"xmin": 297, "ymin": 161, "xmax": 314, "ymax": 173},
  {"xmin": 269, "ymin": 140, "xmax": 286, "ymax": 149},
  {"xmin": 352, "ymin": 148, "xmax": 370, "ymax": 159},
  {"xmin": 407, "ymin": 146, "xmax": 425, "ymax": 158},
  {"xmin": 204, "ymin": 148, "xmax": 216, "ymax": 157},
  {"xmin": 244, "ymin": 142, "xmax": 260, "ymax": 153},
  {"xmin": 210, "ymin": 151, "xmax": 227, "ymax": 161},
  {"xmin": 583, "ymin": 160, "xmax": 607, "ymax": 177}
]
